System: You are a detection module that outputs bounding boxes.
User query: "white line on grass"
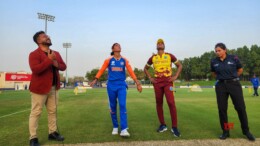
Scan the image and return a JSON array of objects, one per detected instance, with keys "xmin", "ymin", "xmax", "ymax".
[{"xmin": 0, "ymin": 109, "xmax": 30, "ymax": 119}]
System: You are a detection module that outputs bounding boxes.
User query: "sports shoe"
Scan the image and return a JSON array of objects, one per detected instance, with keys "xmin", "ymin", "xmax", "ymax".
[
  {"xmin": 244, "ymin": 131, "xmax": 255, "ymax": 141},
  {"xmin": 112, "ymin": 128, "xmax": 118, "ymax": 135},
  {"xmin": 29, "ymin": 138, "xmax": 40, "ymax": 146},
  {"xmin": 48, "ymin": 131, "xmax": 64, "ymax": 141},
  {"xmin": 219, "ymin": 131, "xmax": 230, "ymax": 140},
  {"xmin": 171, "ymin": 127, "xmax": 181, "ymax": 137},
  {"xmin": 120, "ymin": 129, "xmax": 130, "ymax": 137},
  {"xmin": 157, "ymin": 124, "xmax": 167, "ymax": 132}
]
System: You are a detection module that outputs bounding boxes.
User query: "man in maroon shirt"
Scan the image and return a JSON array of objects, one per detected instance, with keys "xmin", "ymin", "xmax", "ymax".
[
  {"xmin": 29, "ymin": 31, "xmax": 66, "ymax": 146},
  {"xmin": 144, "ymin": 39, "xmax": 182, "ymax": 137}
]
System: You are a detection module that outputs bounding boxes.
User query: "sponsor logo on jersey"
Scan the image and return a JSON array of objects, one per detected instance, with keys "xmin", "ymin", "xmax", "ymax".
[
  {"xmin": 154, "ymin": 60, "xmax": 169, "ymax": 64},
  {"xmin": 112, "ymin": 67, "xmax": 123, "ymax": 71},
  {"xmin": 120, "ymin": 62, "xmax": 124, "ymax": 65}
]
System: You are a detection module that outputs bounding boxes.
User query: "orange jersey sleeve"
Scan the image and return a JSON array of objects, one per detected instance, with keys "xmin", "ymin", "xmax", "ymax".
[
  {"xmin": 123, "ymin": 57, "xmax": 137, "ymax": 80},
  {"xmin": 95, "ymin": 57, "xmax": 111, "ymax": 79}
]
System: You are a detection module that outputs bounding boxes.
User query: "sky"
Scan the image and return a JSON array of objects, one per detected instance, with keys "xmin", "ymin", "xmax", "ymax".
[{"xmin": 0, "ymin": 0, "xmax": 260, "ymax": 77}]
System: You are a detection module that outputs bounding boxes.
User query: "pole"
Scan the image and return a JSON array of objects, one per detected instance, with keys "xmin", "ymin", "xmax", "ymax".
[
  {"xmin": 45, "ymin": 18, "xmax": 47, "ymax": 33},
  {"xmin": 63, "ymin": 43, "xmax": 71, "ymax": 87},
  {"xmin": 66, "ymin": 47, "xmax": 68, "ymax": 86}
]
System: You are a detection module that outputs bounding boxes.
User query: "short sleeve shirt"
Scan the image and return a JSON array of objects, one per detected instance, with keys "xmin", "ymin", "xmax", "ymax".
[
  {"xmin": 210, "ymin": 54, "xmax": 242, "ymax": 80},
  {"xmin": 147, "ymin": 53, "xmax": 178, "ymax": 77}
]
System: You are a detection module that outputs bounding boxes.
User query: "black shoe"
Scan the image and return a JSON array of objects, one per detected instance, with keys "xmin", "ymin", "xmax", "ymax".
[
  {"xmin": 48, "ymin": 131, "xmax": 64, "ymax": 141},
  {"xmin": 171, "ymin": 127, "xmax": 181, "ymax": 137},
  {"xmin": 29, "ymin": 138, "xmax": 40, "ymax": 146},
  {"xmin": 157, "ymin": 124, "xmax": 167, "ymax": 132},
  {"xmin": 219, "ymin": 131, "xmax": 230, "ymax": 140},
  {"xmin": 244, "ymin": 131, "xmax": 255, "ymax": 141}
]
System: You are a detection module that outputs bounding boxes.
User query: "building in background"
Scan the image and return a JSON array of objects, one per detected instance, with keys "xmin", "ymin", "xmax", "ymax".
[{"xmin": 0, "ymin": 72, "xmax": 31, "ymax": 90}]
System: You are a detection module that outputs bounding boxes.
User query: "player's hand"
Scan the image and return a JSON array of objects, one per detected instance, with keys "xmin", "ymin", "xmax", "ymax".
[
  {"xmin": 137, "ymin": 84, "xmax": 142, "ymax": 93},
  {"xmin": 168, "ymin": 76, "xmax": 177, "ymax": 82},
  {"xmin": 48, "ymin": 50, "xmax": 56, "ymax": 60},
  {"xmin": 149, "ymin": 78, "xmax": 157, "ymax": 84},
  {"xmin": 53, "ymin": 60, "xmax": 59, "ymax": 68},
  {"xmin": 89, "ymin": 78, "xmax": 97, "ymax": 87}
]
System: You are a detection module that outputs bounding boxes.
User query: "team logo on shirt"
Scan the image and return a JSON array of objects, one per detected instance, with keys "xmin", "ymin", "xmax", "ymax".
[
  {"xmin": 164, "ymin": 56, "xmax": 167, "ymax": 59},
  {"xmin": 120, "ymin": 62, "xmax": 124, "ymax": 66},
  {"xmin": 111, "ymin": 61, "xmax": 115, "ymax": 66}
]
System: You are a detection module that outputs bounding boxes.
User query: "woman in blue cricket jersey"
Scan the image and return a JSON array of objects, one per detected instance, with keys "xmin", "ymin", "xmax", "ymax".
[{"xmin": 90, "ymin": 43, "xmax": 142, "ymax": 137}]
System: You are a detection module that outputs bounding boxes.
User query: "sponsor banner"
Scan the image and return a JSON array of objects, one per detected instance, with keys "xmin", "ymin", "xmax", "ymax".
[{"xmin": 5, "ymin": 73, "xmax": 31, "ymax": 81}]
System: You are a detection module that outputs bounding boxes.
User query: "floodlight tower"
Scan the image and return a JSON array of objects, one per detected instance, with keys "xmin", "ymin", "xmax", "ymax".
[
  {"xmin": 63, "ymin": 43, "xmax": 72, "ymax": 86},
  {"xmin": 37, "ymin": 13, "xmax": 55, "ymax": 33}
]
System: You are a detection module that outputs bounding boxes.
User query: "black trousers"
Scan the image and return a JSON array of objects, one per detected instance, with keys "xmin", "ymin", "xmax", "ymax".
[
  {"xmin": 215, "ymin": 80, "xmax": 249, "ymax": 133},
  {"xmin": 253, "ymin": 87, "xmax": 259, "ymax": 96}
]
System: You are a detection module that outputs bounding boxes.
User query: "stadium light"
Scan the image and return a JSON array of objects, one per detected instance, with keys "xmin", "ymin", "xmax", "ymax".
[
  {"xmin": 37, "ymin": 13, "xmax": 55, "ymax": 34},
  {"xmin": 63, "ymin": 43, "xmax": 72, "ymax": 87}
]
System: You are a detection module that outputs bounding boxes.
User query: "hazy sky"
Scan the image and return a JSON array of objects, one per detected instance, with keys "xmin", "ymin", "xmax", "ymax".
[{"xmin": 1, "ymin": 0, "xmax": 260, "ymax": 77}]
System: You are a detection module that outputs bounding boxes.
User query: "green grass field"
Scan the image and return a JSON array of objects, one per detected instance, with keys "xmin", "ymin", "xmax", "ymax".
[{"xmin": 0, "ymin": 88, "xmax": 259, "ymax": 146}]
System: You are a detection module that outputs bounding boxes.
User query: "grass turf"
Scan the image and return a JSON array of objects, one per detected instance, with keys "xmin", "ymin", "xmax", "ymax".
[{"xmin": 0, "ymin": 88, "xmax": 259, "ymax": 146}]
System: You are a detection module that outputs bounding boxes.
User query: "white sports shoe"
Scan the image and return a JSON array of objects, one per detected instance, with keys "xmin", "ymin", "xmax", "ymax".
[
  {"xmin": 120, "ymin": 129, "xmax": 130, "ymax": 137},
  {"xmin": 112, "ymin": 128, "xmax": 118, "ymax": 135}
]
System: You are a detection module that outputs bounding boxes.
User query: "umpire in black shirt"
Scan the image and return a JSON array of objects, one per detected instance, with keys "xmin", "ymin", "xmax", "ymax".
[{"xmin": 211, "ymin": 43, "xmax": 255, "ymax": 141}]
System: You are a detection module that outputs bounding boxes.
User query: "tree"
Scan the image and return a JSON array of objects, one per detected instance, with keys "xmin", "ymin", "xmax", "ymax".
[
  {"xmin": 85, "ymin": 68, "xmax": 108, "ymax": 86},
  {"xmin": 59, "ymin": 73, "xmax": 65, "ymax": 82},
  {"xmin": 73, "ymin": 76, "xmax": 85, "ymax": 82},
  {"xmin": 249, "ymin": 45, "xmax": 260, "ymax": 76},
  {"xmin": 180, "ymin": 58, "xmax": 192, "ymax": 80},
  {"xmin": 133, "ymin": 68, "xmax": 145, "ymax": 80}
]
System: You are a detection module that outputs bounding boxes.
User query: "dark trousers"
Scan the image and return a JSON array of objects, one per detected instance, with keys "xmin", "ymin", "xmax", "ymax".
[
  {"xmin": 153, "ymin": 78, "xmax": 177, "ymax": 128},
  {"xmin": 215, "ymin": 80, "xmax": 249, "ymax": 133},
  {"xmin": 253, "ymin": 87, "xmax": 259, "ymax": 96}
]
